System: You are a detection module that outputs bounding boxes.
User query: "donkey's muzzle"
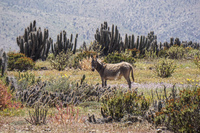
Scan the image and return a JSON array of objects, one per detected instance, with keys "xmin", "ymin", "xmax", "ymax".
[{"xmin": 92, "ymin": 66, "xmax": 95, "ymax": 71}]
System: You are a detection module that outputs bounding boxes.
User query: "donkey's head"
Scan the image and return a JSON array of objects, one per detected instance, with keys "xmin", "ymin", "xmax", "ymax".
[{"xmin": 91, "ymin": 55, "xmax": 98, "ymax": 71}]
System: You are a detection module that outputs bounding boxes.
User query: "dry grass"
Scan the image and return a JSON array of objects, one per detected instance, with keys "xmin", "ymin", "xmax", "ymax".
[
  {"xmin": 79, "ymin": 57, "xmax": 92, "ymax": 71},
  {"xmin": 7, "ymin": 59, "xmax": 199, "ymax": 85}
]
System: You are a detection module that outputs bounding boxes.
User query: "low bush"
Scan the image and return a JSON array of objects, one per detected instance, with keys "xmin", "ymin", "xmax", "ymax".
[
  {"xmin": 7, "ymin": 52, "xmax": 35, "ymax": 71},
  {"xmin": 48, "ymin": 51, "xmax": 72, "ymax": 71},
  {"xmin": 155, "ymin": 86, "xmax": 200, "ymax": 132},
  {"xmin": 14, "ymin": 57, "xmax": 35, "ymax": 71},
  {"xmin": 104, "ymin": 50, "xmax": 135, "ymax": 64},
  {"xmin": 44, "ymin": 73, "xmax": 72, "ymax": 93},
  {"xmin": 69, "ymin": 51, "xmax": 96, "ymax": 69},
  {"xmin": 145, "ymin": 49, "xmax": 157, "ymax": 60},
  {"xmin": 17, "ymin": 72, "xmax": 40, "ymax": 91},
  {"xmin": 101, "ymin": 90, "xmax": 150, "ymax": 121},
  {"xmin": 154, "ymin": 58, "xmax": 176, "ymax": 78},
  {"xmin": 157, "ymin": 49, "xmax": 168, "ymax": 58},
  {"xmin": 185, "ymin": 47, "xmax": 200, "ymax": 59},
  {"xmin": 49, "ymin": 103, "xmax": 84, "ymax": 125},
  {"xmin": 167, "ymin": 45, "xmax": 185, "ymax": 59},
  {"xmin": 7, "ymin": 52, "xmax": 25, "ymax": 70}
]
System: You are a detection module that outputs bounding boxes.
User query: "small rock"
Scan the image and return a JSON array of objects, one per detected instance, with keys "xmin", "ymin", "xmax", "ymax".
[{"xmin": 156, "ymin": 128, "xmax": 162, "ymax": 133}]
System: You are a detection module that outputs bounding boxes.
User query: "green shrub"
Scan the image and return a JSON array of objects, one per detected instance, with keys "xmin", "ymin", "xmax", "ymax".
[
  {"xmin": 157, "ymin": 49, "xmax": 168, "ymax": 58},
  {"xmin": 14, "ymin": 57, "xmax": 35, "ymax": 71},
  {"xmin": 44, "ymin": 73, "xmax": 72, "ymax": 93},
  {"xmin": 104, "ymin": 50, "xmax": 135, "ymax": 64},
  {"xmin": 17, "ymin": 72, "xmax": 40, "ymax": 91},
  {"xmin": 7, "ymin": 52, "xmax": 35, "ymax": 71},
  {"xmin": 155, "ymin": 87, "xmax": 200, "ymax": 132},
  {"xmin": 101, "ymin": 90, "xmax": 150, "ymax": 121},
  {"xmin": 48, "ymin": 51, "xmax": 72, "ymax": 71},
  {"xmin": 167, "ymin": 45, "xmax": 185, "ymax": 59},
  {"xmin": 7, "ymin": 52, "xmax": 25, "ymax": 71},
  {"xmin": 194, "ymin": 54, "xmax": 200, "ymax": 69},
  {"xmin": 154, "ymin": 58, "xmax": 176, "ymax": 78},
  {"xmin": 185, "ymin": 47, "xmax": 200, "ymax": 59},
  {"xmin": 145, "ymin": 49, "xmax": 157, "ymax": 60}
]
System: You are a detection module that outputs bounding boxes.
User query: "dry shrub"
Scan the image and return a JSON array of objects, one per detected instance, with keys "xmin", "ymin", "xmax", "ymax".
[
  {"xmin": 0, "ymin": 81, "xmax": 21, "ymax": 111},
  {"xmin": 79, "ymin": 57, "xmax": 92, "ymax": 70},
  {"xmin": 49, "ymin": 103, "xmax": 85, "ymax": 125},
  {"xmin": 25, "ymin": 102, "xmax": 48, "ymax": 125}
]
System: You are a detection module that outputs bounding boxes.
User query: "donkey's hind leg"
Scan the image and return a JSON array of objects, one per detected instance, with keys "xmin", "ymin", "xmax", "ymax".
[{"xmin": 124, "ymin": 76, "xmax": 131, "ymax": 89}]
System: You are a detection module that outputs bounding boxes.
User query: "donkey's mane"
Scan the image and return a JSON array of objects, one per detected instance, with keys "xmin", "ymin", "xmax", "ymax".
[{"xmin": 96, "ymin": 59, "xmax": 106, "ymax": 72}]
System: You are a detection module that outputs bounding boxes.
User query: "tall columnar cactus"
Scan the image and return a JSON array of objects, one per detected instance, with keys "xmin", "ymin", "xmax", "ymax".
[
  {"xmin": 94, "ymin": 21, "xmax": 123, "ymax": 55},
  {"xmin": 16, "ymin": 20, "xmax": 52, "ymax": 61},
  {"xmin": 0, "ymin": 49, "xmax": 8, "ymax": 77},
  {"xmin": 51, "ymin": 30, "xmax": 78, "ymax": 56},
  {"xmin": 170, "ymin": 37, "xmax": 174, "ymax": 47},
  {"xmin": 174, "ymin": 38, "xmax": 181, "ymax": 46},
  {"xmin": 94, "ymin": 22, "xmax": 159, "ymax": 57}
]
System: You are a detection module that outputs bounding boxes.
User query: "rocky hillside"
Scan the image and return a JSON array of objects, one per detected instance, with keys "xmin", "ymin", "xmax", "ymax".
[{"xmin": 0, "ymin": 0, "xmax": 199, "ymax": 52}]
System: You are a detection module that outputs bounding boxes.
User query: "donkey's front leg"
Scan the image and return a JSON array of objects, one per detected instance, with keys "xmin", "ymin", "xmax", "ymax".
[
  {"xmin": 101, "ymin": 78, "xmax": 105, "ymax": 87},
  {"xmin": 105, "ymin": 80, "xmax": 107, "ymax": 87}
]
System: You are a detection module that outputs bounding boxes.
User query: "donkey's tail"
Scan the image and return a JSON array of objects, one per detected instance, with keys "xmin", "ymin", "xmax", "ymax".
[{"xmin": 130, "ymin": 65, "xmax": 134, "ymax": 82}]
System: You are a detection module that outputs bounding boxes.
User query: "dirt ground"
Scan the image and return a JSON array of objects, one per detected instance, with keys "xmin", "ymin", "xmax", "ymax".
[{"xmin": 0, "ymin": 115, "xmax": 174, "ymax": 133}]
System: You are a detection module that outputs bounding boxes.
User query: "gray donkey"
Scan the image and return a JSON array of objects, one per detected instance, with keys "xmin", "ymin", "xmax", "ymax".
[{"xmin": 91, "ymin": 56, "xmax": 134, "ymax": 89}]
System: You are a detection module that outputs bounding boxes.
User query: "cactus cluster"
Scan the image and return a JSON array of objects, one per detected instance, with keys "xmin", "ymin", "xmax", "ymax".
[
  {"xmin": 95, "ymin": 22, "xmax": 200, "ymax": 57},
  {"xmin": 0, "ymin": 49, "xmax": 8, "ymax": 77},
  {"xmin": 51, "ymin": 30, "xmax": 78, "ymax": 56},
  {"xmin": 159, "ymin": 37, "xmax": 200, "ymax": 51},
  {"xmin": 94, "ymin": 22, "xmax": 158, "ymax": 56},
  {"xmin": 6, "ymin": 76, "xmax": 117, "ymax": 107},
  {"xmin": 16, "ymin": 20, "xmax": 53, "ymax": 61},
  {"xmin": 94, "ymin": 21, "xmax": 123, "ymax": 55}
]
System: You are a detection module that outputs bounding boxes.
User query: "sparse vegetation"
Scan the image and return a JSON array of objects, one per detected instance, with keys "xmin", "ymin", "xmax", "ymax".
[{"xmin": 1, "ymin": 18, "xmax": 200, "ymax": 133}]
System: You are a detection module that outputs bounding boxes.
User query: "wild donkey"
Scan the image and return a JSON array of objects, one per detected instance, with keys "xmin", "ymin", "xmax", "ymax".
[{"xmin": 91, "ymin": 56, "xmax": 134, "ymax": 89}]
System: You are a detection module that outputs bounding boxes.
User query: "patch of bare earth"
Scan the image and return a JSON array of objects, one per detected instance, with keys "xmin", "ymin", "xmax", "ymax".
[{"xmin": 0, "ymin": 115, "xmax": 173, "ymax": 133}]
